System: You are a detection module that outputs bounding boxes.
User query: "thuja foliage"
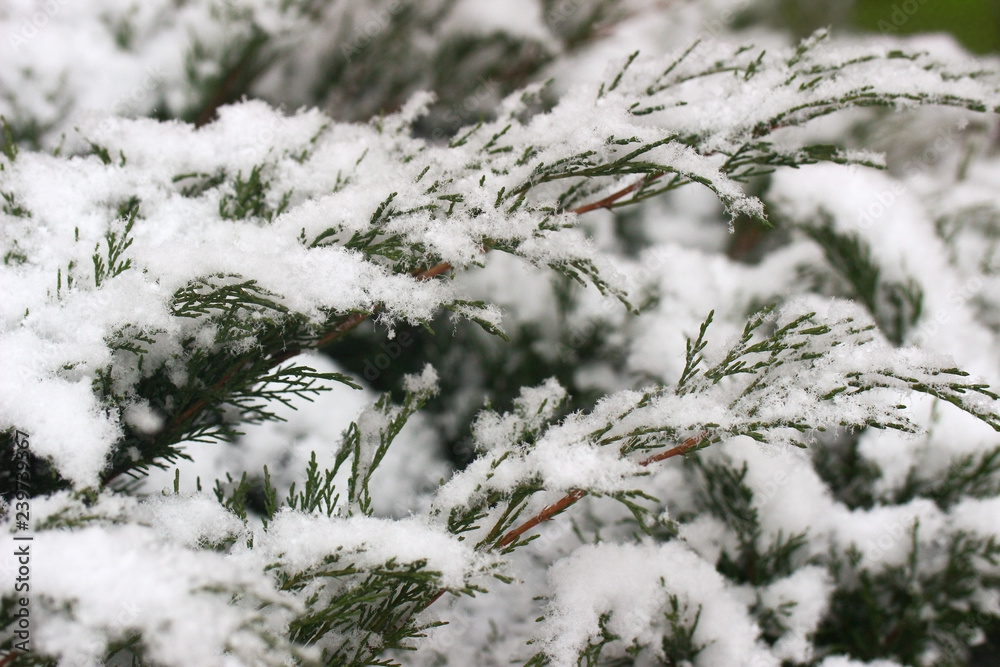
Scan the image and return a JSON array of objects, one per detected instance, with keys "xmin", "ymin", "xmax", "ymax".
[{"xmin": 3, "ymin": 2, "xmax": 1000, "ymax": 666}]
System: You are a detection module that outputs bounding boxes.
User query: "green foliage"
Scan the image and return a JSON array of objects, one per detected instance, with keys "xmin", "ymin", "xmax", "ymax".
[
  {"xmin": 285, "ymin": 451, "xmax": 341, "ymax": 517},
  {"xmin": 174, "ymin": 170, "xmax": 227, "ymax": 198},
  {"xmin": 895, "ymin": 445, "xmax": 1000, "ymax": 510},
  {"xmin": 801, "ymin": 216, "xmax": 923, "ymax": 345},
  {"xmin": 690, "ymin": 457, "xmax": 810, "ymax": 587},
  {"xmin": 524, "ymin": 593, "xmax": 704, "ymax": 667},
  {"xmin": 1, "ymin": 190, "xmax": 29, "ymax": 218},
  {"xmin": 659, "ymin": 595, "xmax": 705, "ymax": 667},
  {"xmin": 811, "ymin": 431, "xmax": 882, "ymax": 510},
  {"xmin": 334, "ymin": 375, "xmax": 438, "ymax": 516},
  {"xmin": 0, "ymin": 117, "xmax": 28, "ymax": 215},
  {"xmin": 817, "ymin": 527, "xmax": 1000, "ymax": 665},
  {"xmin": 4, "ymin": 9, "xmax": 1000, "ymax": 666},
  {"xmin": 281, "ymin": 557, "xmax": 447, "ymax": 667},
  {"xmin": 92, "ymin": 201, "xmax": 137, "ymax": 288},
  {"xmin": 219, "ymin": 165, "xmax": 292, "ymax": 222},
  {"xmin": 0, "ymin": 116, "xmax": 17, "ymax": 163},
  {"xmin": 92, "ymin": 274, "xmax": 362, "ymax": 485},
  {"xmin": 183, "ymin": 23, "xmax": 273, "ymax": 126}
]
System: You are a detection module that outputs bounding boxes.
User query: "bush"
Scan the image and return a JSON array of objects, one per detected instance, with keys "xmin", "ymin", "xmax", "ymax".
[{"xmin": 2, "ymin": 2, "xmax": 1000, "ymax": 666}]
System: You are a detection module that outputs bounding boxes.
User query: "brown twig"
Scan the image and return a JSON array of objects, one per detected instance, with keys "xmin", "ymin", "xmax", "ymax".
[
  {"xmin": 103, "ymin": 260, "xmax": 455, "ymax": 485},
  {"xmin": 103, "ymin": 173, "xmax": 673, "ymax": 618},
  {"xmin": 419, "ymin": 432, "xmax": 706, "ymax": 615},
  {"xmin": 570, "ymin": 171, "xmax": 664, "ymax": 214},
  {"xmin": 636, "ymin": 434, "xmax": 705, "ymax": 467},
  {"xmin": 413, "ymin": 260, "xmax": 454, "ymax": 281},
  {"xmin": 139, "ymin": 179, "xmax": 650, "ymax": 460},
  {"xmin": 495, "ymin": 432, "xmax": 704, "ymax": 549},
  {"xmin": 496, "ymin": 489, "xmax": 587, "ymax": 549}
]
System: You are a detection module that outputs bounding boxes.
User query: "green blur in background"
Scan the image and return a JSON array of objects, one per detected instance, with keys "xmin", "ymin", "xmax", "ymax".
[
  {"xmin": 852, "ymin": 0, "xmax": 1000, "ymax": 54},
  {"xmin": 770, "ymin": 0, "xmax": 1000, "ymax": 54}
]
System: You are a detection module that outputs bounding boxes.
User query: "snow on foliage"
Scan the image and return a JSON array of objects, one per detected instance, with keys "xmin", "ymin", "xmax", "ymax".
[
  {"xmin": 3, "ymin": 1, "xmax": 1000, "ymax": 666},
  {"xmin": 537, "ymin": 541, "xmax": 774, "ymax": 666}
]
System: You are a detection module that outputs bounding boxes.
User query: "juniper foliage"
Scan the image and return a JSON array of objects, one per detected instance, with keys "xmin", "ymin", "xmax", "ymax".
[{"xmin": 2, "ymin": 2, "xmax": 1000, "ymax": 667}]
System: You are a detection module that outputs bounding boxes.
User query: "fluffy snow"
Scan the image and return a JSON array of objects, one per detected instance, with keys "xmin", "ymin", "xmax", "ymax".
[
  {"xmin": 258, "ymin": 510, "xmax": 495, "ymax": 590},
  {"xmin": 819, "ymin": 658, "xmax": 904, "ymax": 667},
  {"xmin": 2, "ymin": 494, "xmax": 298, "ymax": 667},
  {"xmin": 538, "ymin": 541, "xmax": 776, "ymax": 667},
  {"xmin": 442, "ymin": 0, "xmax": 553, "ymax": 44},
  {"xmin": 761, "ymin": 566, "xmax": 834, "ymax": 663},
  {"xmin": 3, "ymin": 2, "xmax": 1000, "ymax": 665}
]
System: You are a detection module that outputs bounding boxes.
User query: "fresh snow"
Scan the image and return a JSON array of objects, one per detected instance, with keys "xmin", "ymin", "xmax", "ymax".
[{"xmin": 3, "ymin": 1, "xmax": 1000, "ymax": 665}]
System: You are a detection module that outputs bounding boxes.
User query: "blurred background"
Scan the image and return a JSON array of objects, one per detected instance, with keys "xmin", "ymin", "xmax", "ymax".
[{"xmin": 779, "ymin": 0, "xmax": 1000, "ymax": 54}]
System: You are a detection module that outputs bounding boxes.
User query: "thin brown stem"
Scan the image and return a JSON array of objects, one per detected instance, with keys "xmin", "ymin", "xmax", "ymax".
[
  {"xmin": 414, "ymin": 260, "xmax": 453, "ymax": 281},
  {"xmin": 103, "ymin": 260, "xmax": 455, "ymax": 484},
  {"xmin": 495, "ymin": 432, "xmax": 703, "ymax": 549},
  {"xmin": 496, "ymin": 489, "xmax": 586, "ymax": 549},
  {"xmin": 637, "ymin": 433, "xmax": 704, "ymax": 466},
  {"xmin": 570, "ymin": 171, "xmax": 664, "ymax": 214},
  {"xmin": 420, "ymin": 431, "xmax": 707, "ymax": 618}
]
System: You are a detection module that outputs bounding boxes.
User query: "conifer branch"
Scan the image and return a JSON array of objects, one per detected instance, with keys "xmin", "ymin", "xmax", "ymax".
[
  {"xmin": 569, "ymin": 171, "xmax": 665, "ymax": 214},
  {"xmin": 496, "ymin": 488, "xmax": 587, "ymax": 550},
  {"xmin": 7, "ymin": 11, "xmax": 1000, "ymax": 665},
  {"xmin": 414, "ymin": 431, "xmax": 706, "ymax": 624},
  {"xmin": 104, "ymin": 259, "xmax": 457, "ymax": 484},
  {"xmin": 494, "ymin": 432, "xmax": 706, "ymax": 550}
]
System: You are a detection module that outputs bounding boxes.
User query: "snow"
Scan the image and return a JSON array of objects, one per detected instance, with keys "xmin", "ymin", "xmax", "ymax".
[
  {"xmin": 3, "ymin": 492, "xmax": 299, "ymax": 667},
  {"xmin": 258, "ymin": 510, "xmax": 495, "ymax": 591},
  {"xmin": 819, "ymin": 658, "xmax": 904, "ymax": 667},
  {"xmin": 442, "ymin": 0, "xmax": 553, "ymax": 44},
  {"xmin": 948, "ymin": 496, "xmax": 1000, "ymax": 540},
  {"xmin": 770, "ymin": 163, "xmax": 998, "ymax": 374},
  {"xmin": 760, "ymin": 566, "xmax": 833, "ymax": 663},
  {"xmin": 3, "ymin": 2, "xmax": 1000, "ymax": 665},
  {"xmin": 142, "ymin": 493, "xmax": 247, "ymax": 549},
  {"xmin": 0, "ymin": 331, "xmax": 121, "ymax": 485},
  {"xmin": 538, "ymin": 541, "xmax": 776, "ymax": 667},
  {"xmin": 471, "ymin": 376, "xmax": 567, "ymax": 452}
]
